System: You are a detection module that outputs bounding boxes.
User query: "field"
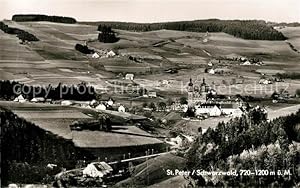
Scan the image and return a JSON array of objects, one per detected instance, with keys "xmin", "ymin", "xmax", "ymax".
[
  {"xmin": 1, "ymin": 21, "xmax": 300, "ymax": 96},
  {"xmin": 114, "ymin": 153, "xmax": 186, "ymax": 187},
  {"xmin": 0, "ymin": 101, "xmax": 163, "ymax": 148},
  {"xmin": 1, "ymin": 20, "xmax": 300, "ymax": 134}
]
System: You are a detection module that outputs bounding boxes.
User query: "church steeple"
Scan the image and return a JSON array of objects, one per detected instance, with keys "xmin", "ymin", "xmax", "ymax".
[{"xmin": 188, "ymin": 78, "xmax": 194, "ymax": 93}]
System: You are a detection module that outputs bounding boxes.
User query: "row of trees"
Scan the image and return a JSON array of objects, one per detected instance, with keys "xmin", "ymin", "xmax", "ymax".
[
  {"xmin": 0, "ymin": 80, "xmax": 96, "ymax": 101},
  {"xmin": 12, "ymin": 14, "xmax": 76, "ymax": 24},
  {"xmin": 0, "ymin": 22, "xmax": 39, "ymax": 41},
  {"xmin": 96, "ymin": 19, "xmax": 287, "ymax": 40},
  {"xmin": 75, "ymin": 43, "xmax": 95, "ymax": 54},
  {"xmin": 98, "ymin": 25, "xmax": 119, "ymax": 43},
  {"xmin": 1, "ymin": 109, "xmax": 92, "ymax": 185},
  {"xmin": 187, "ymin": 107, "xmax": 300, "ymax": 186}
]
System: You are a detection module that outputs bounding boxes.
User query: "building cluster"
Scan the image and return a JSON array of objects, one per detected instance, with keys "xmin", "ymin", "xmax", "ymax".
[
  {"xmin": 187, "ymin": 78, "xmax": 245, "ymax": 118},
  {"xmin": 13, "ymin": 94, "xmax": 128, "ymax": 113},
  {"xmin": 91, "ymin": 49, "xmax": 116, "ymax": 59}
]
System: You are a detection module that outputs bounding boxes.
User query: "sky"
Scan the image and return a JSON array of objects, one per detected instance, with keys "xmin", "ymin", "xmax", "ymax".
[{"xmin": 1, "ymin": 0, "xmax": 299, "ymax": 23}]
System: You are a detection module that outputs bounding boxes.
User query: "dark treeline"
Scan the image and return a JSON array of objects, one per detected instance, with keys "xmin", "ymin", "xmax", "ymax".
[
  {"xmin": 269, "ymin": 22, "xmax": 300, "ymax": 27},
  {"xmin": 94, "ymin": 19, "xmax": 287, "ymax": 40},
  {"xmin": 12, "ymin": 14, "xmax": 76, "ymax": 24},
  {"xmin": 0, "ymin": 22, "xmax": 39, "ymax": 41},
  {"xmin": 98, "ymin": 25, "xmax": 120, "ymax": 43},
  {"xmin": 0, "ymin": 80, "xmax": 96, "ymax": 101},
  {"xmin": 0, "ymin": 108, "xmax": 92, "ymax": 185},
  {"xmin": 276, "ymin": 72, "xmax": 300, "ymax": 80},
  {"xmin": 187, "ymin": 107, "xmax": 300, "ymax": 187},
  {"xmin": 75, "ymin": 43, "xmax": 95, "ymax": 54}
]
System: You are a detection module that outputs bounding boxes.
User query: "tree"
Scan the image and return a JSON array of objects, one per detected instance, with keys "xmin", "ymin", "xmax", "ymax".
[
  {"xmin": 157, "ymin": 102, "xmax": 167, "ymax": 111},
  {"xmin": 167, "ymin": 98, "xmax": 174, "ymax": 106},
  {"xmin": 295, "ymin": 89, "xmax": 300, "ymax": 97},
  {"xmin": 149, "ymin": 102, "xmax": 156, "ymax": 111},
  {"xmin": 98, "ymin": 25, "xmax": 119, "ymax": 43},
  {"xmin": 180, "ymin": 97, "xmax": 188, "ymax": 105},
  {"xmin": 142, "ymin": 102, "xmax": 148, "ymax": 108}
]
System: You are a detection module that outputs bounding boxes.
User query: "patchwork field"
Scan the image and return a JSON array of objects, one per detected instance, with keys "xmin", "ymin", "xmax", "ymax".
[
  {"xmin": 0, "ymin": 20, "xmax": 299, "ymax": 103},
  {"xmin": 0, "ymin": 101, "xmax": 163, "ymax": 148}
]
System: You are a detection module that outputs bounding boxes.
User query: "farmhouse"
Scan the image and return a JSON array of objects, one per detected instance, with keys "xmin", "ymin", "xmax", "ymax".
[
  {"xmin": 107, "ymin": 50, "xmax": 116, "ymax": 57},
  {"xmin": 195, "ymin": 103, "xmax": 222, "ymax": 117},
  {"xmin": 241, "ymin": 61, "xmax": 251, "ymax": 65},
  {"xmin": 208, "ymin": 68, "xmax": 215, "ymax": 74},
  {"xmin": 14, "ymin": 95, "xmax": 26, "ymax": 103},
  {"xmin": 220, "ymin": 103, "xmax": 243, "ymax": 117},
  {"xmin": 92, "ymin": 52, "xmax": 100, "ymax": 59},
  {"xmin": 107, "ymin": 98, "xmax": 114, "ymax": 106},
  {"xmin": 118, "ymin": 105, "xmax": 126, "ymax": 112},
  {"xmin": 83, "ymin": 162, "xmax": 113, "ymax": 178},
  {"xmin": 61, "ymin": 100, "xmax": 73, "ymax": 106},
  {"xmin": 148, "ymin": 91, "xmax": 157, "ymax": 98},
  {"xmin": 259, "ymin": 79, "xmax": 272, "ymax": 85},
  {"xmin": 96, "ymin": 103, "xmax": 107, "ymax": 111},
  {"xmin": 31, "ymin": 97, "xmax": 45, "ymax": 103},
  {"xmin": 125, "ymin": 73, "xmax": 134, "ymax": 80}
]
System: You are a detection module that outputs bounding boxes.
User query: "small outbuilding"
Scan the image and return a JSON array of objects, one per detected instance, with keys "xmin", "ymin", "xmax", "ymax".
[
  {"xmin": 125, "ymin": 73, "xmax": 134, "ymax": 80},
  {"xmin": 83, "ymin": 162, "xmax": 113, "ymax": 178},
  {"xmin": 118, "ymin": 105, "xmax": 126, "ymax": 113}
]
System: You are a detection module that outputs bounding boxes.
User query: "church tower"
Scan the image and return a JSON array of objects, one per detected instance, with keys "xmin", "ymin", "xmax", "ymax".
[{"xmin": 187, "ymin": 78, "xmax": 194, "ymax": 106}]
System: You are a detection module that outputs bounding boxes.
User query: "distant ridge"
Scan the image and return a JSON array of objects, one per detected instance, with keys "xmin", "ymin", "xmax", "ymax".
[
  {"xmin": 82, "ymin": 19, "xmax": 287, "ymax": 41},
  {"xmin": 12, "ymin": 14, "xmax": 77, "ymax": 24}
]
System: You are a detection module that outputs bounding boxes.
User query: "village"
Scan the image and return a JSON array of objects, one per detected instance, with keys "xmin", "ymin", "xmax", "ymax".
[{"xmin": 1, "ymin": 9, "xmax": 300, "ymax": 187}]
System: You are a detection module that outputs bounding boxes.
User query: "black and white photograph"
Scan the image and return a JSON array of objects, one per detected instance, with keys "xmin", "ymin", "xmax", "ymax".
[{"xmin": 0, "ymin": 0, "xmax": 300, "ymax": 187}]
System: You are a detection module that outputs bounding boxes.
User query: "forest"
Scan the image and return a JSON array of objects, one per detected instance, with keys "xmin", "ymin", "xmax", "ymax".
[
  {"xmin": 98, "ymin": 25, "xmax": 120, "ymax": 43},
  {"xmin": 94, "ymin": 19, "xmax": 287, "ymax": 40},
  {"xmin": 0, "ymin": 108, "xmax": 93, "ymax": 185},
  {"xmin": 0, "ymin": 80, "xmax": 96, "ymax": 101},
  {"xmin": 186, "ymin": 107, "xmax": 300, "ymax": 187},
  {"xmin": 12, "ymin": 14, "xmax": 76, "ymax": 24},
  {"xmin": 0, "ymin": 22, "xmax": 39, "ymax": 42}
]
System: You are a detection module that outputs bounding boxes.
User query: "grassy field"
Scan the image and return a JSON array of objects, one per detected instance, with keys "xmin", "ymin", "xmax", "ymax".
[
  {"xmin": 0, "ymin": 20, "xmax": 299, "ymax": 111},
  {"xmin": 0, "ymin": 101, "xmax": 163, "ymax": 148}
]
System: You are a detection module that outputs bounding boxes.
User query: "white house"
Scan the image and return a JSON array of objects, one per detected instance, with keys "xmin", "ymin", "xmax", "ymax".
[
  {"xmin": 220, "ymin": 103, "xmax": 243, "ymax": 117},
  {"xmin": 208, "ymin": 69, "xmax": 215, "ymax": 74},
  {"xmin": 203, "ymin": 38, "xmax": 208, "ymax": 43},
  {"xmin": 242, "ymin": 61, "xmax": 251, "ymax": 66},
  {"xmin": 90, "ymin": 99, "xmax": 98, "ymax": 106},
  {"xmin": 259, "ymin": 79, "xmax": 272, "ymax": 85},
  {"xmin": 83, "ymin": 162, "xmax": 113, "ymax": 178},
  {"xmin": 125, "ymin": 74, "xmax": 134, "ymax": 80},
  {"xmin": 31, "ymin": 97, "xmax": 45, "ymax": 103},
  {"xmin": 182, "ymin": 104, "xmax": 189, "ymax": 113},
  {"xmin": 118, "ymin": 105, "xmax": 126, "ymax": 113},
  {"xmin": 195, "ymin": 104, "xmax": 222, "ymax": 117},
  {"xmin": 92, "ymin": 52, "xmax": 100, "ymax": 59},
  {"xmin": 165, "ymin": 136, "xmax": 183, "ymax": 149},
  {"xmin": 107, "ymin": 50, "xmax": 116, "ymax": 57},
  {"xmin": 107, "ymin": 98, "xmax": 114, "ymax": 106},
  {"xmin": 207, "ymin": 62, "xmax": 213, "ymax": 67},
  {"xmin": 61, "ymin": 100, "xmax": 73, "ymax": 106},
  {"xmin": 148, "ymin": 91, "xmax": 157, "ymax": 98},
  {"xmin": 96, "ymin": 103, "xmax": 107, "ymax": 110},
  {"xmin": 14, "ymin": 94, "xmax": 26, "ymax": 103}
]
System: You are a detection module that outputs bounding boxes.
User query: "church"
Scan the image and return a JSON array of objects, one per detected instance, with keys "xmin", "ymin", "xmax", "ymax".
[{"xmin": 187, "ymin": 78, "xmax": 212, "ymax": 106}]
